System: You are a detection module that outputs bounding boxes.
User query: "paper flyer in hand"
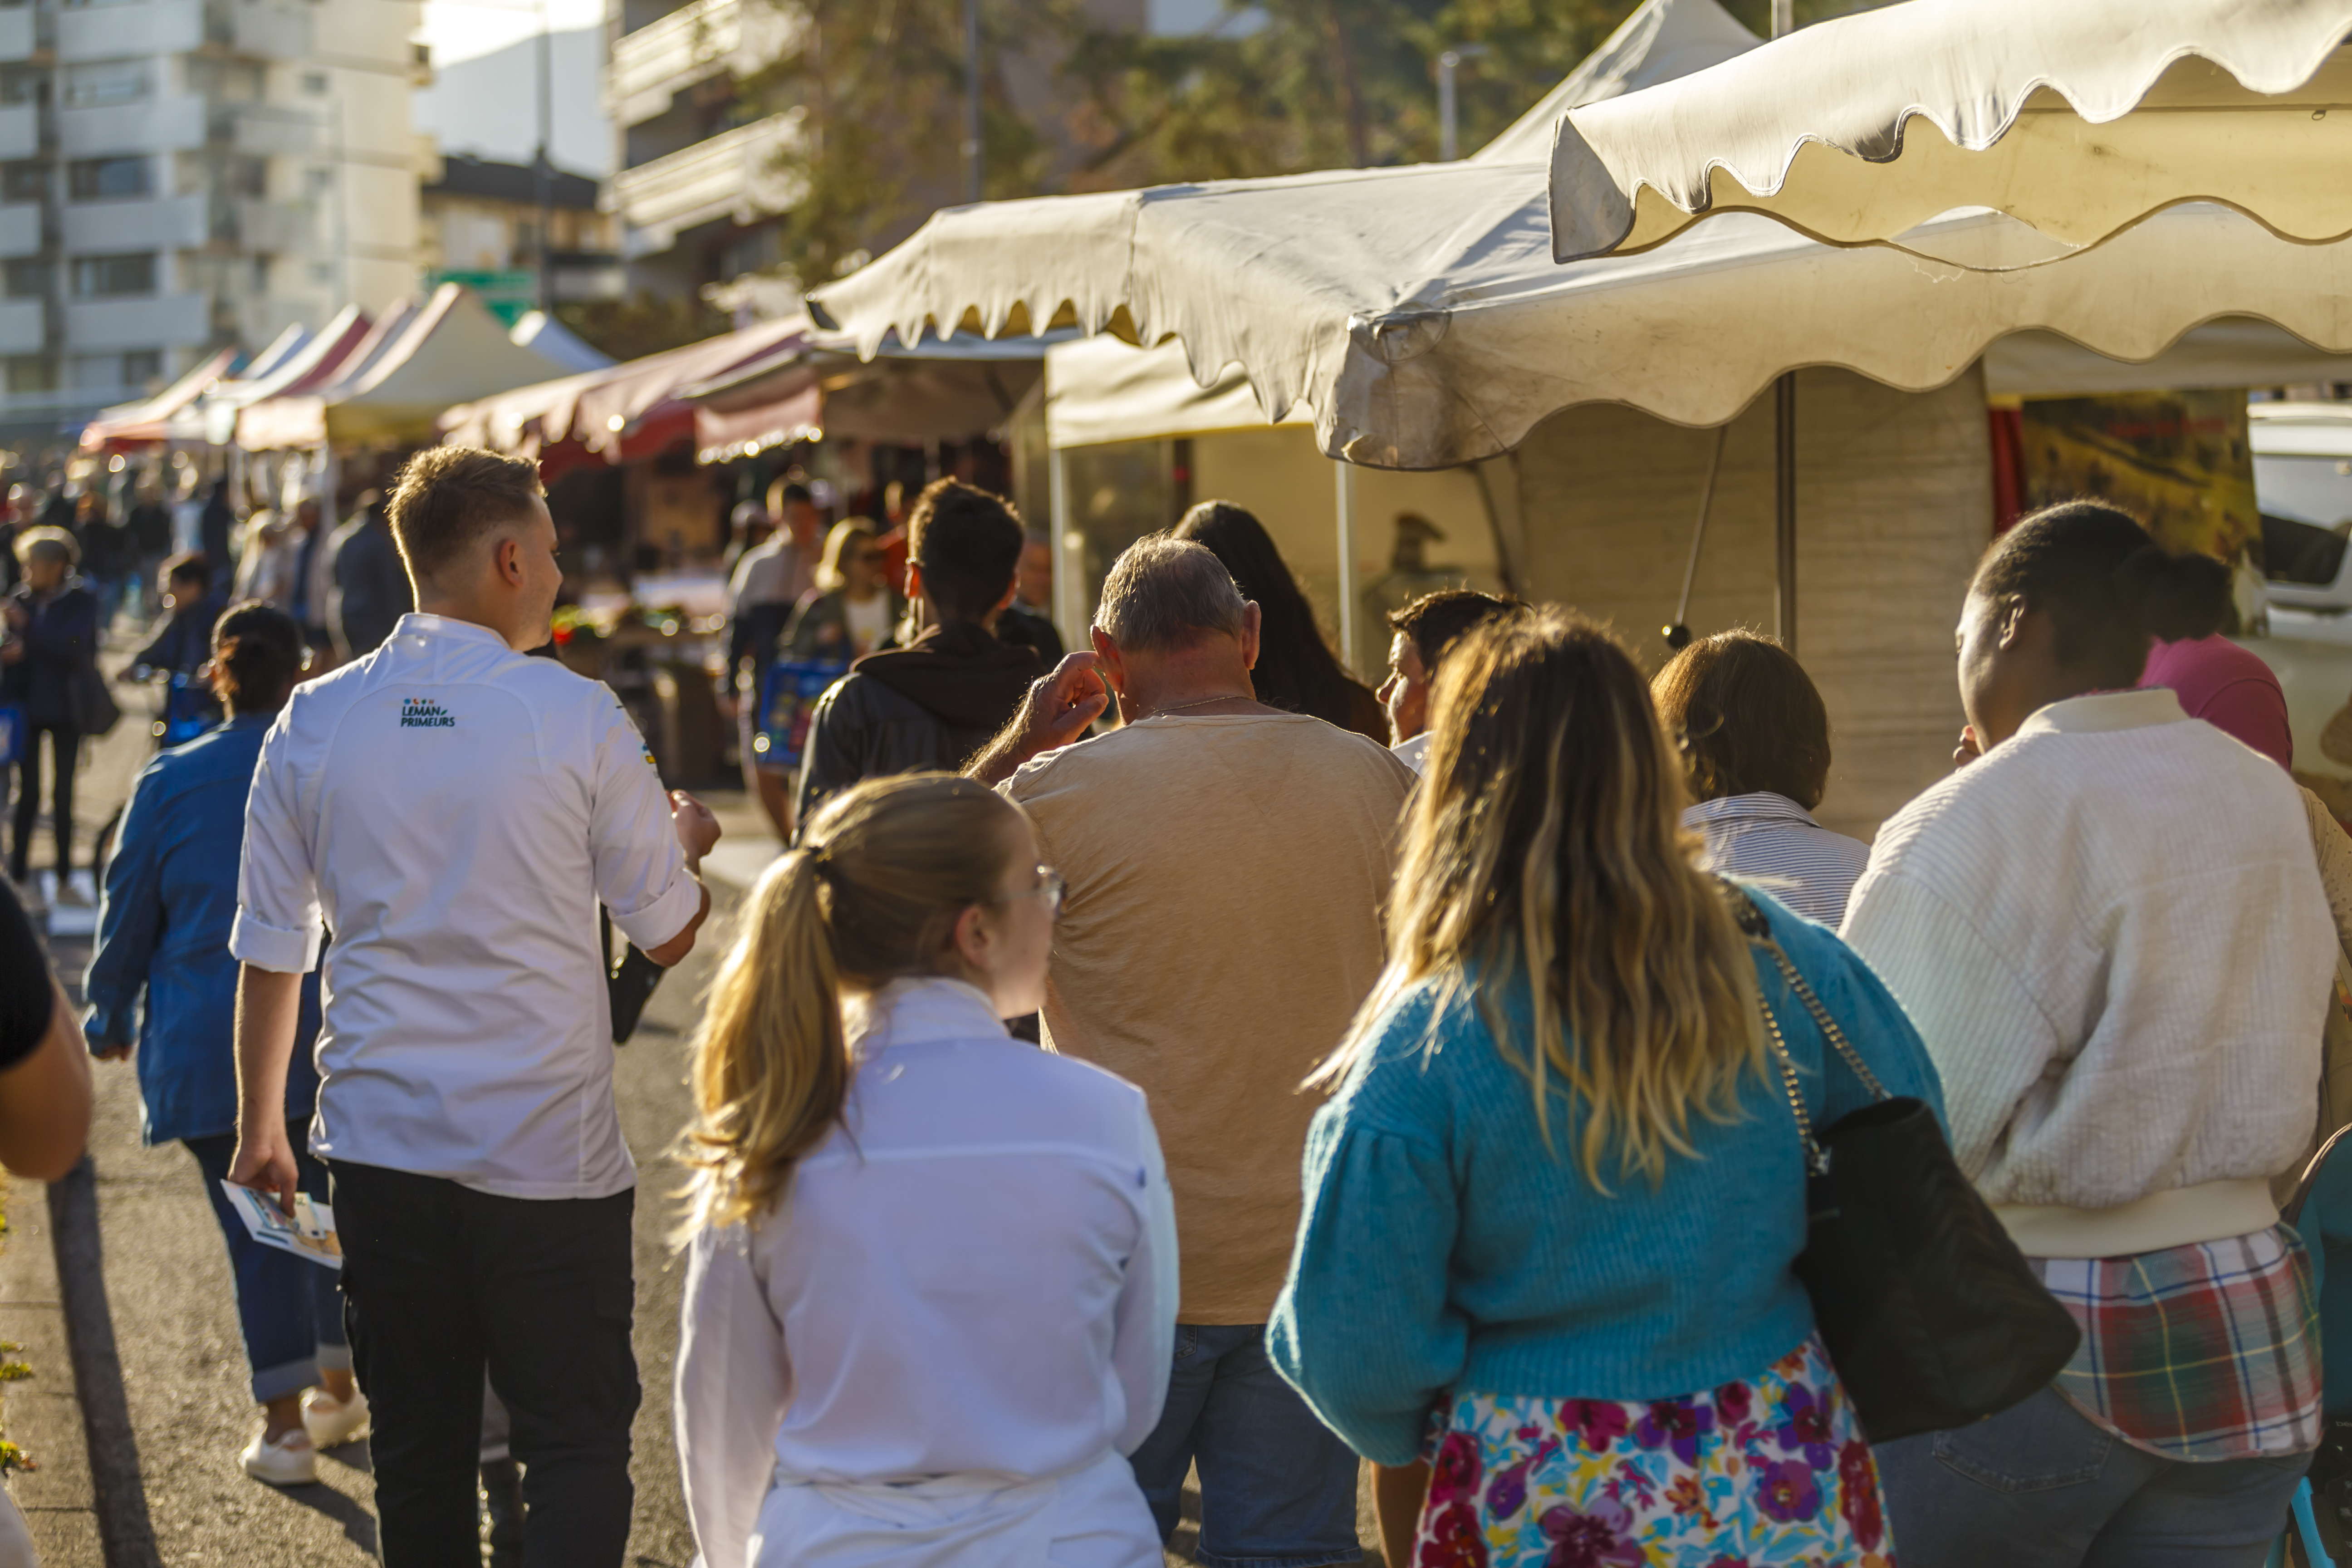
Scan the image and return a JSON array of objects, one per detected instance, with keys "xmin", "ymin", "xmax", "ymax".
[{"xmin": 220, "ymin": 1182, "xmax": 343, "ymax": 1270}]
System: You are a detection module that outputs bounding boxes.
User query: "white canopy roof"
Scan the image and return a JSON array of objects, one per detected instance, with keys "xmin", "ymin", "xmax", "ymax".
[
  {"xmin": 1546, "ymin": 0, "xmax": 2352, "ymax": 262},
  {"xmin": 814, "ymin": 0, "xmax": 2352, "ymax": 470}
]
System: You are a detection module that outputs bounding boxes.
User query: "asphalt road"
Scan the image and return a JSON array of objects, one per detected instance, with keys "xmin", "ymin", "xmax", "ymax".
[{"xmin": 30, "ymin": 647, "xmax": 1375, "ymax": 1565}]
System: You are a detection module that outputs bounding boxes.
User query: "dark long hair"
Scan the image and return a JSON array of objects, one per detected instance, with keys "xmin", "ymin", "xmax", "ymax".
[
  {"xmin": 211, "ymin": 600, "xmax": 305, "ymax": 716},
  {"xmin": 1173, "ymin": 500, "xmax": 1361, "ymax": 727}
]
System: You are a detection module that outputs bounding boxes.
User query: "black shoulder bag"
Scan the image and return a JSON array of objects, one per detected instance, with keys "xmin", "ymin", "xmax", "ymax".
[{"xmin": 1730, "ymin": 888, "xmax": 2080, "ymax": 1442}]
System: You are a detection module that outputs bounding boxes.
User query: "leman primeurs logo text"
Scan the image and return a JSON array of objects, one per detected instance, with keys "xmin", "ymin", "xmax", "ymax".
[{"xmin": 400, "ymin": 697, "xmax": 456, "ymax": 729}]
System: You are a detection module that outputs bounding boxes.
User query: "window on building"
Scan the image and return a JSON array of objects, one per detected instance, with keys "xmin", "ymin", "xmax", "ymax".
[
  {"xmin": 0, "ymin": 161, "xmax": 44, "ymax": 203},
  {"xmin": 70, "ymin": 251, "xmax": 154, "ymax": 296},
  {"xmin": 3, "ymin": 260, "xmax": 47, "ymax": 298},
  {"xmin": 301, "ymin": 71, "xmax": 328, "ymax": 95},
  {"xmin": 63, "ymin": 60, "xmax": 147, "ymax": 109},
  {"xmin": 304, "ymin": 166, "xmax": 334, "ymax": 196},
  {"xmin": 122, "ymin": 348, "xmax": 160, "ymax": 386},
  {"xmin": 250, "ymin": 255, "xmax": 267, "ymax": 289},
  {"xmin": 69, "ymin": 352, "xmax": 121, "ymax": 390},
  {"xmin": 0, "ymin": 66, "xmax": 44, "ymax": 107},
  {"xmin": 4, "ymin": 356, "xmax": 53, "ymax": 393},
  {"xmin": 67, "ymin": 157, "xmax": 149, "ymax": 201},
  {"xmin": 183, "ymin": 58, "xmax": 264, "ymax": 102}
]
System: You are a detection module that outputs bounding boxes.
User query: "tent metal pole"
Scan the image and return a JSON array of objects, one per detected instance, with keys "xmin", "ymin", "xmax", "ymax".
[
  {"xmin": 1771, "ymin": 0, "xmax": 1796, "ymax": 653},
  {"xmin": 1334, "ymin": 458, "xmax": 1358, "ymax": 673},
  {"xmin": 1774, "ymin": 373, "xmax": 1797, "ymax": 654},
  {"xmin": 1050, "ymin": 444, "xmax": 1080, "ymax": 651}
]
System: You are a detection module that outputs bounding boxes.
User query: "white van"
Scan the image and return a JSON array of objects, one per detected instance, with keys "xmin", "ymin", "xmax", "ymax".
[{"xmin": 2243, "ymin": 402, "xmax": 2352, "ymax": 782}]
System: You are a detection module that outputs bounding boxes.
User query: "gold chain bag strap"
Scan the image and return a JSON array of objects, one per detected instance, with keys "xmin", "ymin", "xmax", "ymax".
[{"xmin": 1727, "ymin": 883, "xmax": 2078, "ymax": 1442}]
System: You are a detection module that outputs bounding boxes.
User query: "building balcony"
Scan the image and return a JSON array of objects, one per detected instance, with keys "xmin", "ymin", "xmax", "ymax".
[
  {"xmin": 0, "ymin": 104, "xmax": 34, "ymax": 161},
  {"xmin": 64, "ymin": 194, "xmax": 205, "ymax": 252},
  {"xmin": 0, "ymin": 202, "xmax": 40, "ymax": 259},
  {"xmin": 207, "ymin": 103, "xmax": 317, "ymax": 157},
  {"xmin": 0, "ymin": 9, "xmax": 34, "ymax": 63},
  {"xmin": 64, "ymin": 292, "xmax": 206, "ymax": 349},
  {"xmin": 59, "ymin": 0, "xmax": 202, "ymax": 59},
  {"xmin": 208, "ymin": 0, "xmax": 312, "ymax": 57},
  {"xmin": 606, "ymin": 0, "xmax": 798, "ymax": 128},
  {"xmin": 608, "ymin": 110, "xmax": 800, "ymax": 254},
  {"xmin": 228, "ymin": 197, "xmax": 309, "ymax": 250},
  {"xmin": 62, "ymin": 95, "xmax": 208, "ymax": 157},
  {"xmin": 0, "ymin": 299, "xmax": 39, "ymax": 354}
]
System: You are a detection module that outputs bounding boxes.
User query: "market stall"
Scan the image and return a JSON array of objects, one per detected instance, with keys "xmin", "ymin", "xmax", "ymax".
[
  {"xmin": 813, "ymin": 0, "xmax": 2352, "ymax": 836},
  {"xmin": 75, "ymin": 347, "xmax": 240, "ymax": 454}
]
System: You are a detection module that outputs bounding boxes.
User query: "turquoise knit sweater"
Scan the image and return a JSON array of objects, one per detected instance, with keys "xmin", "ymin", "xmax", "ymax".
[{"xmin": 1267, "ymin": 888, "xmax": 1946, "ymax": 1466}]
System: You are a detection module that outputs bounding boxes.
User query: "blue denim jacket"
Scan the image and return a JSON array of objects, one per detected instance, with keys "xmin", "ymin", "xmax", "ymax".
[{"xmin": 84, "ymin": 715, "xmax": 321, "ymax": 1144}]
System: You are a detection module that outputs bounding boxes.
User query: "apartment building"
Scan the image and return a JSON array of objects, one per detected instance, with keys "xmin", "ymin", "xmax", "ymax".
[
  {"xmin": 602, "ymin": 0, "xmax": 797, "ymax": 306},
  {"xmin": 420, "ymin": 150, "xmax": 624, "ymax": 310},
  {"xmin": 603, "ymin": 0, "xmax": 1166, "ymax": 316},
  {"xmin": 0, "ymin": 0, "xmax": 426, "ymax": 438}
]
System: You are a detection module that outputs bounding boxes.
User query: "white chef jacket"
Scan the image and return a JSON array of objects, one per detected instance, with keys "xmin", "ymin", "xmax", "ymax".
[
  {"xmin": 230, "ymin": 612, "xmax": 698, "ymax": 1199},
  {"xmin": 675, "ymin": 978, "xmax": 1177, "ymax": 1568}
]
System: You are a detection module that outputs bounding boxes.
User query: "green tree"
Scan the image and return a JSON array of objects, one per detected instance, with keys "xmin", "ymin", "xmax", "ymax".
[
  {"xmin": 740, "ymin": 0, "xmax": 1084, "ymax": 290},
  {"xmin": 750, "ymin": 0, "xmax": 1907, "ymax": 284}
]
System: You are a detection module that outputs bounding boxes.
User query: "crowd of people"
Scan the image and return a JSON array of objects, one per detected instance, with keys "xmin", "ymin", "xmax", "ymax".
[
  {"xmin": 0, "ymin": 475, "xmax": 416, "ymax": 904},
  {"xmin": 0, "ymin": 440, "xmax": 2345, "ymax": 1568}
]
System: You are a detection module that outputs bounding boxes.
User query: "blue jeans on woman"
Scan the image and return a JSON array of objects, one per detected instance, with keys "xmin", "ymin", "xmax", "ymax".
[
  {"xmin": 1126, "ymin": 1323, "xmax": 1362, "ymax": 1568},
  {"xmin": 1875, "ymin": 1386, "xmax": 2311, "ymax": 1568},
  {"xmin": 184, "ymin": 1124, "xmax": 348, "ymax": 1402}
]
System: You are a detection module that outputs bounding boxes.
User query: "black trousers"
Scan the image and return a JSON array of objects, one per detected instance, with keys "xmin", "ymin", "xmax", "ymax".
[
  {"xmin": 9, "ymin": 722, "xmax": 78, "ymax": 881},
  {"xmin": 330, "ymin": 1161, "xmax": 638, "ymax": 1568}
]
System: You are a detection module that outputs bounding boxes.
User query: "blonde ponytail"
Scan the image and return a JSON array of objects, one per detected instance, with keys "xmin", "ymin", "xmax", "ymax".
[
  {"xmin": 680, "ymin": 847, "xmax": 849, "ymax": 1233},
  {"xmin": 677, "ymin": 772, "xmax": 1026, "ymax": 1234}
]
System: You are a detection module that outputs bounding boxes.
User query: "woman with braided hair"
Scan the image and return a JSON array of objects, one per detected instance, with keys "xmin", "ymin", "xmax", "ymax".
[{"xmin": 673, "ymin": 772, "xmax": 1176, "ymax": 1568}]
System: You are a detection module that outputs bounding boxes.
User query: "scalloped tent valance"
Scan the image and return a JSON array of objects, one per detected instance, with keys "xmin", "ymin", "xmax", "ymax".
[{"xmin": 1546, "ymin": 0, "xmax": 2352, "ymax": 263}]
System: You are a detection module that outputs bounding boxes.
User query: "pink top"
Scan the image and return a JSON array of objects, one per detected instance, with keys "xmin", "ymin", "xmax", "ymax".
[{"xmin": 2139, "ymin": 635, "xmax": 2293, "ymax": 769}]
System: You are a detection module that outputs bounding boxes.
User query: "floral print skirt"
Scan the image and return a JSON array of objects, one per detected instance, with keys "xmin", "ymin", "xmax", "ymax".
[{"xmin": 1414, "ymin": 1335, "xmax": 1895, "ymax": 1568}]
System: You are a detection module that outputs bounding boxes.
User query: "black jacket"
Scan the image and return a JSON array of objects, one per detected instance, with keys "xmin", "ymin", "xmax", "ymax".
[
  {"xmin": 795, "ymin": 620, "xmax": 1041, "ymax": 825},
  {"xmin": 329, "ymin": 510, "xmax": 412, "ymax": 659}
]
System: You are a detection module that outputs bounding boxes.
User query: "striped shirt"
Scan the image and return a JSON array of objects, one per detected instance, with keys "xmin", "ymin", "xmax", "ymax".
[{"xmin": 1683, "ymin": 792, "xmax": 1870, "ymax": 927}]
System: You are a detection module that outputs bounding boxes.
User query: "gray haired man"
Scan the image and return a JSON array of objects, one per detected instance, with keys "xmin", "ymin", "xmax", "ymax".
[{"xmin": 970, "ymin": 535, "xmax": 1413, "ymax": 1565}]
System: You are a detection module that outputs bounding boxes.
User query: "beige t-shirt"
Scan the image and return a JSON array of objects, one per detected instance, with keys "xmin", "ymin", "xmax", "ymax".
[{"xmin": 1005, "ymin": 712, "xmax": 1415, "ymax": 1323}]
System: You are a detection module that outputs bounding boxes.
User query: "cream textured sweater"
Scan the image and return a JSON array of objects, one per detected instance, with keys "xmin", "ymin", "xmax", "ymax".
[{"xmin": 1842, "ymin": 689, "xmax": 2334, "ymax": 1256}]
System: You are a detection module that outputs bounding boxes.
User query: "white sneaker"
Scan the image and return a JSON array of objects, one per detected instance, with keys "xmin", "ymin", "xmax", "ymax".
[
  {"xmin": 241, "ymin": 1426, "xmax": 317, "ymax": 1486},
  {"xmin": 301, "ymin": 1386, "xmax": 370, "ymax": 1449}
]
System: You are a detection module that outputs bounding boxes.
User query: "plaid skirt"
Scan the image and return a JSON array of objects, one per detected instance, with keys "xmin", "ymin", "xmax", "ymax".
[{"xmin": 1414, "ymin": 1335, "xmax": 1895, "ymax": 1568}]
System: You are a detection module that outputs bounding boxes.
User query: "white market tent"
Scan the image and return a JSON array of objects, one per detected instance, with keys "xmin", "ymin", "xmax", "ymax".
[
  {"xmin": 1544, "ymin": 0, "xmax": 2352, "ymax": 261},
  {"xmin": 812, "ymin": 8, "xmax": 2352, "ymax": 475},
  {"xmin": 237, "ymin": 287, "xmax": 580, "ymax": 450},
  {"xmin": 815, "ymin": 0, "xmax": 2352, "ymax": 833}
]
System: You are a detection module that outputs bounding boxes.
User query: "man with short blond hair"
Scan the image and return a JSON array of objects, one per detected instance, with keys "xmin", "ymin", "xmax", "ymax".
[
  {"xmin": 971, "ymin": 533, "xmax": 1413, "ymax": 1565},
  {"xmin": 228, "ymin": 445, "xmax": 718, "ymax": 1565}
]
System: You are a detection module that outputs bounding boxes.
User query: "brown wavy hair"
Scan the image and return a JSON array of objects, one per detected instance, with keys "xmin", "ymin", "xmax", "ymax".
[{"xmin": 1331, "ymin": 609, "xmax": 1759, "ymax": 1190}]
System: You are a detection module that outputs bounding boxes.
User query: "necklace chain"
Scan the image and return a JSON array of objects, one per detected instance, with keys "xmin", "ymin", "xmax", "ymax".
[{"xmin": 1144, "ymin": 693, "xmax": 1254, "ymax": 719}]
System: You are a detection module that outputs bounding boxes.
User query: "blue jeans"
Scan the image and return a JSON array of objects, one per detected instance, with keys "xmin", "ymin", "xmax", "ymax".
[
  {"xmin": 1875, "ymin": 1386, "xmax": 2311, "ymax": 1567},
  {"xmin": 1126, "ymin": 1323, "xmax": 1361, "ymax": 1568},
  {"xmin": 186, "ymin": 1127, "xmax": 348, "ymax": 1403}
]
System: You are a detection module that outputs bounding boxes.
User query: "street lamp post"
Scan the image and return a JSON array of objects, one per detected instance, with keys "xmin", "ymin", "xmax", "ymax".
[
  {"xmin": 962, "ymin": 0, "xmax": 982, "ymax": 202},
  {"xmin": 1436, "ymin": 44, "xmax": 1487, "ymax": 162}
]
